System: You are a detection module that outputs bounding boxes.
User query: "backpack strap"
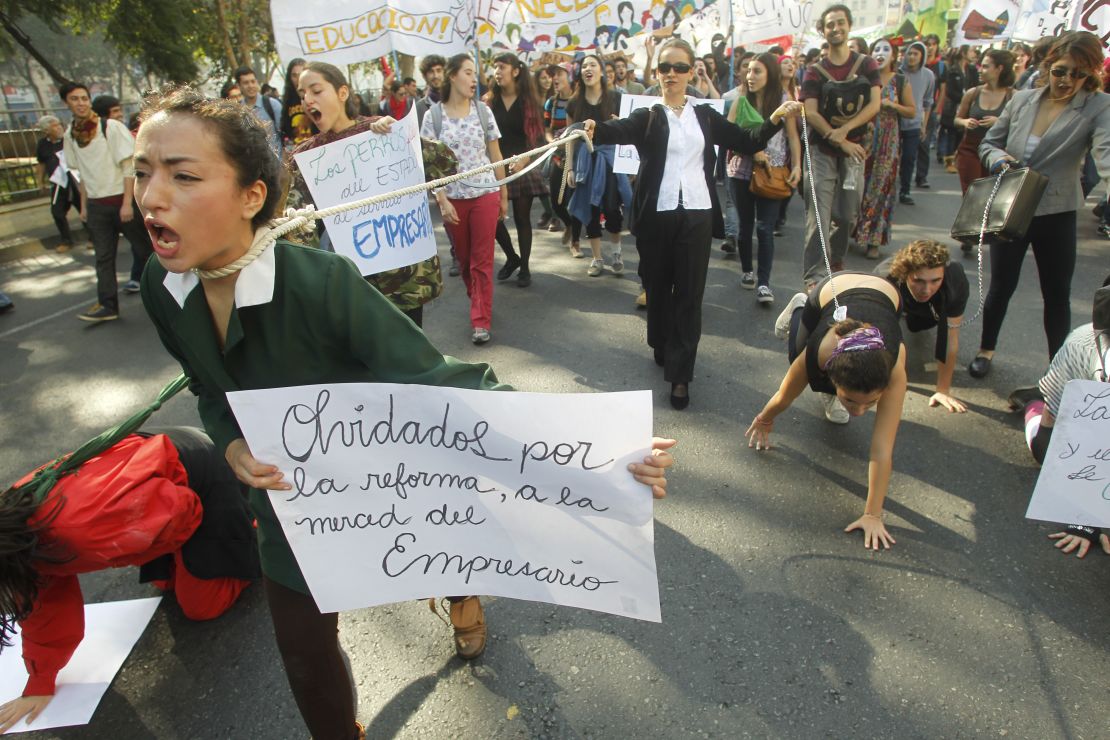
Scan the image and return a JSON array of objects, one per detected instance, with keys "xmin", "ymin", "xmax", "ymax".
[
  {"xmin": 261, "ymin": 95, "xmax": 277, "ymax": 124},
  {"xmin": 474, "ymin": 100, "xmax": 492, "ymax": 140},
  {"xmin": 815, "ymin": 62, "xmax": 836, "ymax": 82},
  {"xmin": 847, "ymin": 52, "xmax": 865, "ymax": 78},
  {"xmin": 430, "ymin": 102, "xmax": 444, "ymax": 139}
]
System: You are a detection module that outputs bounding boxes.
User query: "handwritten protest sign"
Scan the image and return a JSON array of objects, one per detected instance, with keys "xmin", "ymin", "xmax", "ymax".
[
  {"xmin": 732, "ymin": 0, "xmax": 814, "ymax": 47},
  {"xmin": 271, "ymin": 0, "xmax": 472, "ymax": 68},
  {"xmin": 614, "ymin": 95, "xmax": 725, "ymax": 175},
  {"xmin": 293, "ymin": 108, "xmax": 436, "ymax": 276},
  {"xmin": 1026, "ymin": 380, "xmax": 1110, "ymax": 527},
  {"xmin": 227, "ymin": 383, "xmax": 661, "ymax": 621}
]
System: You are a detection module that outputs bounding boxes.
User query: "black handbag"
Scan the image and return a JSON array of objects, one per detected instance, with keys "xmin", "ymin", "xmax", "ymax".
[{"xmin": 951, "ymin": 166, "xmax": 1049, "ymax": 245}]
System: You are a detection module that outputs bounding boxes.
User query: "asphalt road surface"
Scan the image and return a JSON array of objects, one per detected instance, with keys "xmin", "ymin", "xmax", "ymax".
[{"xmin": 1, "ymin": 167, "xmax": 1108, "ymax": 739}]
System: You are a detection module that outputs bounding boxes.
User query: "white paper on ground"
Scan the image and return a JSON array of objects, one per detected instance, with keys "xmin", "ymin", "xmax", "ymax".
[
  {"xmin": 227, "ymin": 383, "xmax": 661, "ymax": 621},
  {"xmin": 0, "ymin": 597, "xmax": 161, "ymax": 734}
]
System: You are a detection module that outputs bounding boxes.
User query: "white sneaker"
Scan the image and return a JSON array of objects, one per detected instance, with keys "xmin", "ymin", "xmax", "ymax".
[
  {"xmin": 774, "ymin": 292, "xmax": 807, "ymax": 339},
  {"xmin": 820, "ymin": 393, "xmax": 850, "ymax": 424},
  {"xmin": 756, "ymin": 285, "xmax": 774, "ymax": 304},
  {"xmin": 587, "ymin": 258, "xmax": 604, "ymax": 277},
  {"xmin": 610, "ymin": 248, "xmax": 624, "ymax": 275},
  {"xmin": 471, "ymin": 327, "xmax": 490, "ymax": 344}
]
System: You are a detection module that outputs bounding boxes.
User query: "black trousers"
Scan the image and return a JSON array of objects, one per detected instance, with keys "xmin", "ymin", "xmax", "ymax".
[
  {"xmin": 264, "ymin": 577, "xmax": 359, "ymax": 740},
  {"xmin": 86, "ymin": 200, "xmax": 153, "ymax": 311},
  {"xmin": 636, "ymin": 208, "xmax": 714, "ymax": 384},
  {"xmin": 50, "ymin": 181, "xmax": 80, "ymax": 243},
  {"xmin": 979, "ymin": 210, "xmax": 1077, "ymax": 358}
]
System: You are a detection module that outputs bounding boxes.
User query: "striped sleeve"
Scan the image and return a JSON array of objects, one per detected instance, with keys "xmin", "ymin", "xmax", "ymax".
[{"xmin": 1039, "ymin": 326, "xmax": 1098, "ymax": 416}]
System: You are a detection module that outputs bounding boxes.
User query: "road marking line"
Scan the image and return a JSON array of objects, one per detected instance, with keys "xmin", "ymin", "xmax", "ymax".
[{"xmin": 0, "ymin": 300, "xmax": 97, "ymax": 340}]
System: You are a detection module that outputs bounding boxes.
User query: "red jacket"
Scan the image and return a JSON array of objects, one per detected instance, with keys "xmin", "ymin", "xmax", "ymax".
[{"xmin": 16, "ymin": 434, "xmax": 201, "ymax": 696}]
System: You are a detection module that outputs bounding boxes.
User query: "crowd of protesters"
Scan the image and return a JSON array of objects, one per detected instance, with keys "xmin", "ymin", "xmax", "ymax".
[{"xmin": 3, "ymin": 5, "xmax": 1109, "ymax": 736}]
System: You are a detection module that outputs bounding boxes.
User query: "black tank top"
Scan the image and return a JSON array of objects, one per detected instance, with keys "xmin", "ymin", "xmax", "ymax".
[{"xmin": 802, "ymin": 279, "xmax": 903, "ymax": 394}]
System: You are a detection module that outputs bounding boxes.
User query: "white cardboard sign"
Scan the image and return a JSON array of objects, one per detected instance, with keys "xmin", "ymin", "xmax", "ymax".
[
  {"xmin": 0, "ymin": 598, "xmax": 161, "ymax": 733},
  {"xmin": 613, "ymin": 95, "xmax": 725, "ymax": 175},
  {"xmin": 293, "ymin": 107, "xmax": 435, "ymax": 276},
  {"xmin": 1026, "ymin": 380, "xmax": 1110, "ymax": 526},
  {"xmin": 227, "ymin": 383, "xmax": 661, "ymax": 622}
]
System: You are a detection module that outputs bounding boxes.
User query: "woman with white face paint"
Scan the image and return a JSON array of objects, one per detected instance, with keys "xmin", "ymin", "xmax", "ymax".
[{"xmin": 852, "ymin": 37, "xmax": 916, "ymax": 260}]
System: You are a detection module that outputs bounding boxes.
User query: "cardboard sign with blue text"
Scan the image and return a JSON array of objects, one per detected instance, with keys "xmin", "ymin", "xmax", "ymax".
[
  {"xmin": 1026, "ymin": 380, "xmax": 1110, "ymax": 527},
  {"xmin": 613, "ymin": 95, "xmax": 725, "ymax": 175},
  {"xmin": 293, "ymin": 107, "xmax": 435, "ymax": 276},
  {"xmin": 227, "ymin": 383, "xmax": 660, "ymax": 621}
]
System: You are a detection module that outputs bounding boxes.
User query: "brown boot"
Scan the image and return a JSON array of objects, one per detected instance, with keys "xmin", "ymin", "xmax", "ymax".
[
  {"xmin": 430, "ymin": 596, "xmax": 487, "ymax": 659},
  {"xmin": 944, "ymin": 155, "xmax": 957, "ymax": 174}
]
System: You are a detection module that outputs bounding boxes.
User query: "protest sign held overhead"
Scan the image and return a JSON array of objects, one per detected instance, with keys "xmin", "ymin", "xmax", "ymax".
[
  {"xmin": 292, "ymin": 107, "xmax": 436, "ymax": 277},
  {"xmin": 1026, "ymin": 381, "xmax": 1110, "ymax": 528},
  {"xmin": 227, "ymin": 382, "xmax": 661, "ymax": 621},
  {"xmin": 271, "ymin": 0, "xmax": 473, "ymax": 67}
]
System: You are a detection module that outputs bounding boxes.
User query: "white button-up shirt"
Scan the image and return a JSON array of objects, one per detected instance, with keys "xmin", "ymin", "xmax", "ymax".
[{"xmin": 657, "ymin": 98, "xmax": 711, "ymax": 212}]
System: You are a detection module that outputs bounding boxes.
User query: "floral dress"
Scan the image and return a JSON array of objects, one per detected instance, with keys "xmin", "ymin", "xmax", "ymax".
[{"xmin": 853, "ymin": 74, "xmax": 902, "ymax": 250}]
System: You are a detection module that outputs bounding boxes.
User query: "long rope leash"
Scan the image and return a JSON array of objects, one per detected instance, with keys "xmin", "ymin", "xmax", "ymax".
[{"xmin": 195, "ymin": 129, "xmax": 593, "ymax": 279}]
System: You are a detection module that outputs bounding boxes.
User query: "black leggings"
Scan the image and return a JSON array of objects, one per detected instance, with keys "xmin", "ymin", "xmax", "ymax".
[
  {"xmin": 548, "ymin": 162, "xmax": 581, "ymax": 242},
  {"xmin": 979, "ymin": 210, "xmax": 1077, "ymax": 358},
  {"xmin": 264, "ymin": 577, "xmax": 359, "ymax": 740},
  {"xmin": 496, "ymin": 195, "xmax": 535, "ymax": 269}
]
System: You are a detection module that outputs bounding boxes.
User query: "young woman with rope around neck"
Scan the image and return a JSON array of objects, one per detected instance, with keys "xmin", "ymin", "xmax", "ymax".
[{"xmin": 133, "ymin": 87, "xmax": 675, "ymax": 740}]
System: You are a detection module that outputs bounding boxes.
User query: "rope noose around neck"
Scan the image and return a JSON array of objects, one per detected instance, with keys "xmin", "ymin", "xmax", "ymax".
[{"xmin": 193, "ymin": 129, "xmax": 593, "ymax": 280}]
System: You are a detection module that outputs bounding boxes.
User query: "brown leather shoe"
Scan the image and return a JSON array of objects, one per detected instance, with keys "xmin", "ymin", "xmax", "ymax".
[{"xmin": 449, "ymin": 596, "xmax": 486, "ymax": 659}]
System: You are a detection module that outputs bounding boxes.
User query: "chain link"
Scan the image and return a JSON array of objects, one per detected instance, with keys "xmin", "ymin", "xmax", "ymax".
[{"xmin": 798, "ymin": 111, "xmax": 843, "ymax": 318}]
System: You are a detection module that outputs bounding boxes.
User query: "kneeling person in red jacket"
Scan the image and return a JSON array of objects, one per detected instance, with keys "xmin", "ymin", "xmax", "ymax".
[{"xmin": 0, "ymin": 426, "xmax": 258, "ymax": 732}]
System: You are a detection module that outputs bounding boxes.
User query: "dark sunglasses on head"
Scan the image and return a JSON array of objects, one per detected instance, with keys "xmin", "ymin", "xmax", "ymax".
[
  {"xmin": 657, "ymin": 62, "xmax": 692, "ymax": 74},
  {"xmin": 1050, "ymin": 67, "xmax": 1090, "ymax": 79}
]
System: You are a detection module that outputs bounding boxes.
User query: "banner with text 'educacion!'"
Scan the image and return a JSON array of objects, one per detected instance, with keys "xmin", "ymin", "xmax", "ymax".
[
  {"xmin": 228, "ymin": 382, "xmax": 660, "ymax": 621},
  {"xmin": 271, "ymin": 0, "xmax": 474, "ymax": 68}
]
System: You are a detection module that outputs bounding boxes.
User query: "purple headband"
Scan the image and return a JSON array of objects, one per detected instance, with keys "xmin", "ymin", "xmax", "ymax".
[{"xmin": 823, "ymin": 326, "xmax": 885, "ymax": 371}]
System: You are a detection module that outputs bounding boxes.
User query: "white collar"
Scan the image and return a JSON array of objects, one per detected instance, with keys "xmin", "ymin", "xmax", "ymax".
[{"xmin": 161, "ymin": 241, "xmax": 277, "ymax": 309}]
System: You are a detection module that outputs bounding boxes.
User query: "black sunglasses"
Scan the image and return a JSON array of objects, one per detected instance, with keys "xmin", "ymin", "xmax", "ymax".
[
  {"xmin": 1050, "ymin": 67, "xmax": 1090, "ymax": 79},
  {"xmin": 657, "ymin": 62, "xmax": 692, "ymax": 74}
]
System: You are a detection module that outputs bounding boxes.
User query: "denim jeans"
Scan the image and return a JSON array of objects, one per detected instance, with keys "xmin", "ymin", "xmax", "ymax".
[
  {"xmin": 899, "ymin": 128, "xmax": 922, "ymax": 197},
  {"xmin": 722, "ymin": 179, "xmax": 738, "ymax": 240},
  {"xmin": 915, "ymin": 113, "xmax": 939, "ymax": 184},
  {"xmin": 729, "ymin": 176, "xmax": 778, "ymax": 287},
  {"xmin": 85, "ymin": 201, "xmax": 153, "ymax": 312}
]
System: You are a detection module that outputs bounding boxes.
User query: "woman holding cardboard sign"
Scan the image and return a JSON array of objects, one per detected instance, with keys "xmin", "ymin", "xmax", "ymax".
[
  {"xmin": 133, "ymin": 87, "xmax": 675, "ymax": 740},
  {"xmin": 289, "ymin": 62, "xmax": 444, "ymax": 329}
]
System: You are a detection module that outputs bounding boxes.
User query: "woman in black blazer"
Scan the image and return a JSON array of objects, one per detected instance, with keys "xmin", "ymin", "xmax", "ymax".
[{"xmin": 583, "ymin": 39, "xmax": 802, "ymax": 409}]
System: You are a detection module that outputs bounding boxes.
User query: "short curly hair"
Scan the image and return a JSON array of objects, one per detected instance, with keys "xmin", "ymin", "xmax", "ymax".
[{"xmin": 887, "ymin": 239, "xmax": 949, "ymax": 284}]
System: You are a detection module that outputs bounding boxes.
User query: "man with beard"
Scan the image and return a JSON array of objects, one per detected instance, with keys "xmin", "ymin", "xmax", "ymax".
[{"xmin": 798, "ymin": 5, "xmax": 881, "ymax": 290}]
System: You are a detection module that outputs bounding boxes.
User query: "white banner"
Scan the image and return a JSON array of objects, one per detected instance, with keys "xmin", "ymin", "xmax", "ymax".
[
  {"xmin": 292, "ymin": 107, "xmax": 435, "ymax": 276},
  {"xmin": 1026, "ymin": 381, "xmax": 1110, "ymax": 527},
  {"xmin": 953, "ymin": 0, "xmax": 1022, "ymax": 46},
  {"xmin": 1071, "ymin": 0, "xmax": 1110, "ymax": 53},
  {"xmin": 613, "ymin": 95, "xmax": 724, "ymax": 175},
  {"xmin": 271, "ymin": 0, "xmax": 473, "ymax": 68},
  {"xmin": 731, "ymin": 0, "xmax": 815, "ymax": 48},
  {"xmin": 1014, "ymin": 0, "xmax": 1079, "ymax": 42},
  {"xmin": 227, "ymin": 382, "xmax": 661, "ymax": 621},
  {"xmin": 478, "ymin": 0, "xmax": 720, "ymax": 56}
]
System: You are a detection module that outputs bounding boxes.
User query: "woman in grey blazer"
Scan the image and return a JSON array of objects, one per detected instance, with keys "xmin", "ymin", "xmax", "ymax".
[{"xmin": 968, "ymin": 32, "xmax": 1110, "ymax": 378}]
